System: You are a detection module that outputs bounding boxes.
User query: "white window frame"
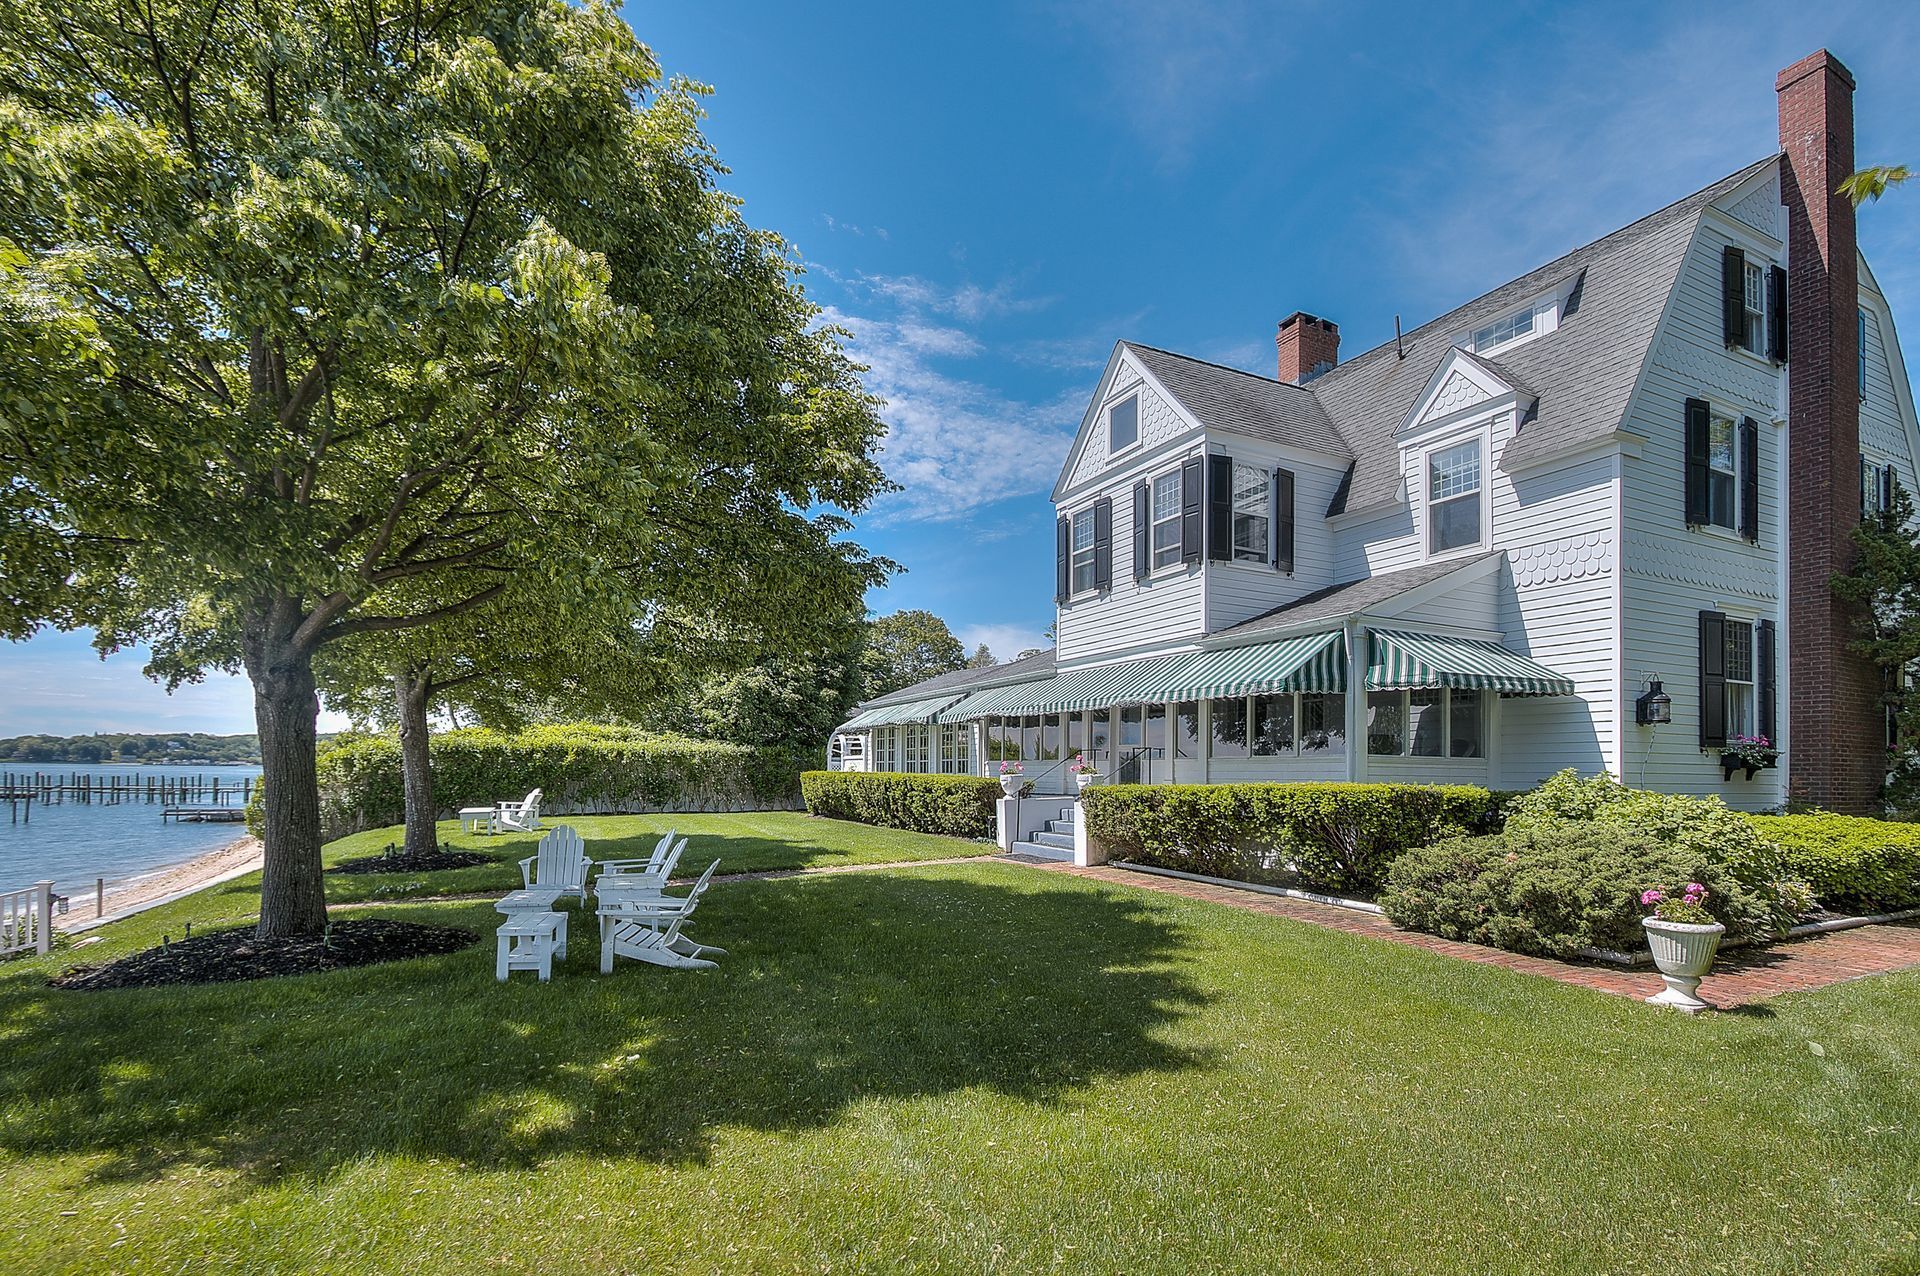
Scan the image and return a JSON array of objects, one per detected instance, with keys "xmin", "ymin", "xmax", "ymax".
[
  {"xmin": 1206, "ymin": 692, "xmax": 1348, "ymax": 759},
  {"xmin": 1462, "ymin": 296, "xmax": 1559, "ymax": 357},
  {"xmin": 1424, "ymin": 435, "xmax": 1487, "ymax": 558},
  {"xmin": 1070, "ymin": 507, "xmax": 1097, "ymax": 596},
  {"xmin": 1108, "ymin": 393, "xmax": 1140, "ymax": 456},
  {"xmin": 1723, "ymin": 619, "xmax": 1756, "ymax": 740},
  {"xmin": 1365, "ymin": 688, "xmax": 1485, "ymax": 758},
  {"xmin": 1706, "ymin": 409, "xmax": 1740, "ymax": 533},
  {"xmin": 1150, "ymin": 470, "xmax": 1183, "ymax": 569},
  {"xmin": 1742, "ymin": 260, "xmax": 1767, "ymax": 355},
  {"xmin": 903, "ymin": 726, "xmax": 929, "ymax": 773},
  {"xmin": 1230, "ymin": 463, "xmax": 1270, "ymax": 563},
  {"xmin": 873, "ymin": 726, "xmax": 898, "ymax": 771}
]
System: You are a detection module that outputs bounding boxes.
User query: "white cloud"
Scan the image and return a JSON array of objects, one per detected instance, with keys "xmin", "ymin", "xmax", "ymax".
[
  {"xmin": 958, "ymin": 623, "xmax": 1053, "ymax": 662},
  {"xmin": 896, "ymin": 320, "xmax": 982, "ymax": 358},
  {"xmin": 840, "ymin": 271, "xmax": 1056, "ymax": 323}
]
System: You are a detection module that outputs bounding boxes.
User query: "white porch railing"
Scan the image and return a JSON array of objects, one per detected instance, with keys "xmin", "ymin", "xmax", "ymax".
[{"xmin": 1, "ymin": 881, "xmax": 55, "ymax": 957}]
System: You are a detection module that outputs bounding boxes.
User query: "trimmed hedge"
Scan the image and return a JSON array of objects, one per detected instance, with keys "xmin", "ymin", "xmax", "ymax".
[
  {"xmin": 1382, "ymin": 821, "xmax": 1789, "ymax": 958},
  {"xmin": 1080, "ymin": 782, "xmax": 1494, "ymax": 894},
  {"xmin": 318, "ymin": 725, "xmax": 808, "ymax": 838},
  {"xmin": 800, "ymin": 771, "xmax": 1006, "ymax": 840},
  {"xmin": 1747, "ymin": 813, "xmax": 1920, "ymax": 915}
]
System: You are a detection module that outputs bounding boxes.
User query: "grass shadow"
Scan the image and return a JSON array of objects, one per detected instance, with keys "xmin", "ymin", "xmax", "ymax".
[{"xmin": 0, "ymin": 864, "xmax": 1212, "ymax": 1184}]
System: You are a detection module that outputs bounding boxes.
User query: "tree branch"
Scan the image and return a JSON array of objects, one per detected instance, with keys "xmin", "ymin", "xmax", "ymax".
[{"xmin": 320, "ymin": 584, "xmax": 508, "ymax": 641}]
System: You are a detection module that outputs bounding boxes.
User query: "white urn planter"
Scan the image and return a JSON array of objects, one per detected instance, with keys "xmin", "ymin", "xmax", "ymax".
[
  {"xmin": 999, "ymin": 774, "xmax": 1025, "ymax": 798},
  {"xmin": 1074, "ymin": 772, "xmax": 1099, "ymax": 794},
  {"xmin": 1642, "ymin": 917, "xmax": 1726, "ymax": 1013}
]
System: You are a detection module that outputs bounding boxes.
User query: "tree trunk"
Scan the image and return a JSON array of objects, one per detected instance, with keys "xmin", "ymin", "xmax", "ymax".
[
  {"xmin": 245, "ymin": 616, "xmax": 328, "ymax": 939},
  {"xmin": 394, "ymin": 668, "xmax": 437, "ymax": 857}
]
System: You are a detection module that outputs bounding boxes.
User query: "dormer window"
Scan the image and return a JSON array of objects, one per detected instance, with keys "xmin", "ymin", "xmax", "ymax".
[
  {"xmin": 1461, "ymin": 295, "xmax": 1560, "ymax": 356},
  {"xmin": 1109, "ymin": 395, "xmax": 1139, "ymax": 452}
]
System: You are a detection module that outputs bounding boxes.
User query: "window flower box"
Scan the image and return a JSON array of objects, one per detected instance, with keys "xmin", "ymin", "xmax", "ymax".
[{"xmin": 1720, "ymin": 734, "xmax": 1780, "ymax": 781}]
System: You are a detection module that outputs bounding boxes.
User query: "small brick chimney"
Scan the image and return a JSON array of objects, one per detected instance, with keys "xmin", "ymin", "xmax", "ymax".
[
  {"xmin": 1276, "ymin": 312, "xmax": 1339, "ymax": 384},
  {"xmin": 1778, "ymin": 49, "xmax": 1878, "ymax": 812}
]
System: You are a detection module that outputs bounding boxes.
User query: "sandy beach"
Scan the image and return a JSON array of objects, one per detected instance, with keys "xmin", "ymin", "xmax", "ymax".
[{"xmin": 57, "ymin": 835, "xmax": 263, "ymax": 930}]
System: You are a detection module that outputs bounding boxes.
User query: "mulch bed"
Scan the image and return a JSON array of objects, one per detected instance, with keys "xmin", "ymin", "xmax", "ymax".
[
  {"xmin": 51, "ymin": 919, "xmax": 479, "ymax": 991},
  {"xmin": 329, "ymin": 848, "xmax": 490, "ymax": 875}
]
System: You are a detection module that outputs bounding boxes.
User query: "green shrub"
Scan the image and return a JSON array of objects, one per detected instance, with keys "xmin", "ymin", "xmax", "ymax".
[
  {"xmin": 1504, "ymin": 770, "xmax": 1807, "ymax": 936},
  {"xmin": 1381, "ymin": 820, "xmax": 1787, "ymax": 958},
  {"xmin": 244, "ymin": 779, "xmax": 265, "ymax": 839},
  {"xmin": 1747, "ymin": 812, "xmax": 1920, "ymax": 914},
  {"xmin": 800, "ymin": 771, "xmax": 1005, "ymax": 839},
  {"xmin": 1080, "ymin": 782, "xmax": 1494, "ymax": 894},
  {"xmin": 317, "ymin": 724, "xmax": 807, "ymax": 837}
]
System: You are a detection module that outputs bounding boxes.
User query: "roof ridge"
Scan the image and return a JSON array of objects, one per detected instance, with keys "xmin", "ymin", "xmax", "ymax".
[
  {"xmin": 1122, "ymin": 340, "xmax": 1317, "ymax": 394},
  {"xmin": 1314, "ymin": 154, "xmax": 1778, "ymax": 382}
]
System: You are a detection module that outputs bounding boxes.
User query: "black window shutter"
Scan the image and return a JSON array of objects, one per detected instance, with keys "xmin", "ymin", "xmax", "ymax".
[
  {"xmin": 1054, "ymin": 515, "xmax": 1069, "ymax": 604},
  {"xmin": 1882, "ymin": 464, "xmax": 1896, "ymax": 515},
  {"xmin": 1683, "ymin": 398, "xmax": 1711, "ymax": 526},
  {"xmin": 1274, "ymin": 467, "xmax": 1295, "ymax": 574},
  {"xmin": 1758, "ymin": 619, "xmax": 1777, "ymax": 743},
  {"xmin": 1179, "ymin": 457, "xmax": 1204, "ymax": 564},
  {"xmin": 1699, "ymin": 610, "xmax": 1727, "ymax": 750},
  {"xmin": 1738, "ymin": 416, "xmax": 1759, "ymax": 542},
  {"xmin": 1132, "ymin": 481, "xmax": 1150, "ymax": 580},
  {"xmin": 1721, "ymin": 245, "xmax": 1746, "ymax": 348},
  {"xmin": 1768, "ymin": 264, "xmax": 1788, "ymax": 361},
  {"xmin": 1862, "ymin": 457, "xmax": 1873, "ymax": 517},
  {"xmin": 1207, "ymin": 454, "xmax": 1234, "ymax": 561},
  {"xmin": 1093, "ymin": 497, "xmax": 1113, "ymax": 592}
]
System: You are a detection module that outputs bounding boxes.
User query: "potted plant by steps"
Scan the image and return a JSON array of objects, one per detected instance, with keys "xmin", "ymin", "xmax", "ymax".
[
  {"xmin": 1720, "ymin": 733, "xmax": 1780, "ymax": 781},
  {"xmin": 1640, "ymin": 882, "xmax": 1725, "ymax": 1013},
  {"xmin": 1068, "ymin": 753, "xmax": 1100, "ymax": 793},
  {"xmin": 998, "ymin": 761, "xmax": 1025, "ymax": 798}
]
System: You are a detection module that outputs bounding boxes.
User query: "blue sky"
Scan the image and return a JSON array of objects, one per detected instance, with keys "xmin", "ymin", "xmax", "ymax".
[{"xmin": 5, "ymin": 0, "xmax": 1919, "ymax": 735}]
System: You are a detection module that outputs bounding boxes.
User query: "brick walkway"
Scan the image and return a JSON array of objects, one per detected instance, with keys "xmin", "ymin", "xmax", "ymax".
[{"xmin": 1037, "ymin": 862, "xmax": 1920, "ymax": 1009}]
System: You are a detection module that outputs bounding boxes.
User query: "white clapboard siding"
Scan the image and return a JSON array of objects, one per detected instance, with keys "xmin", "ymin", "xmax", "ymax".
[
  {"xmin": 1859, "ymin": 293, "xmax": 1920, "ymax": 497},
  {"xmin": 1618, "ymin": 211, "xmax": 1787, "ymax": 810},
  {"xmin": 1205, "ymin": 438, "xmax": 1349, "ymax": 633}
]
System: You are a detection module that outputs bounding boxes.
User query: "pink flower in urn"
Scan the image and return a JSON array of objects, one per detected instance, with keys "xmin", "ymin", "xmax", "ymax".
[{"xmin": 1641, "ymin": 889, "xmax": 1664, "ymax": 906}]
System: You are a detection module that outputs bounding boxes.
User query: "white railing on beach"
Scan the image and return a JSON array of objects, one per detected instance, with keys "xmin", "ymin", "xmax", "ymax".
[{"xmin": 1, "ymin": 880, "xmax": 55, "ymax": 957}]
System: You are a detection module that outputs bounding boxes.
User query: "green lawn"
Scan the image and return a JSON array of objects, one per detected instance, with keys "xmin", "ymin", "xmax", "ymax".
[
  {"xmin": 310, "ymin": 810, "xmax": 988, "ymax": 905},
  {"xmin": 3, "ymin": 819, "xmax": 1918, "ymax": 1273}
]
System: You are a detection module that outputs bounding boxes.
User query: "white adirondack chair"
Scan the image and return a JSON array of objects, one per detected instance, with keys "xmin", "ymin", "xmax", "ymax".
[
  {"xmin": 597, "ymin": 858, "xmax": 726, "ymax": 972},
  {"xmin": 596, "ymin": 832, "xmax": 686, "ymax": 893},
  {"xmin": 519, "ymin": 824, "xmax": 591, "ymax": 906},
  {"xmin": 496, "ymin": 788, "xmax": 544, "ymax": 834}
]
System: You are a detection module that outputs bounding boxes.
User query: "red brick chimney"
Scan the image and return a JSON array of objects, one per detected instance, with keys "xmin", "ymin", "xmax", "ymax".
[
  {"xmin": 1778, "ymin": 49, "xmax": 1879, "ymax": 812},
  {"xmin": 1276, "ymin": 312, "xmax": 1339, "ymax": 384}
]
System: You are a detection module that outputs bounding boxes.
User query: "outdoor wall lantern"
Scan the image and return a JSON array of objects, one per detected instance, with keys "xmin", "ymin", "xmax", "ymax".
[{"xmin": 1635, "ymin": 679, "xmax": 1672, "ymax": 726}]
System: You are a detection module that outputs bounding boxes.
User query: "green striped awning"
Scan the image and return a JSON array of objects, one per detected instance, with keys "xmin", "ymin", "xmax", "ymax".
[
  {"xmin": 838, "ymin": 694, "xmax": 965, "ymax": 731},
  {"xmin": 1160, "ymin": 630, "xmax": 1347, "ymax": 700},
  {"xmin": 936, "ymin": 654, "xmax": 1194, "ymax": 721},
  {"xmin": 1366, "ymin": 629, "xmax": 1575, "ymax": 697},
  {"xmin": 933, "ymin": 678, "xmax": 1055, "ymax": 722}
]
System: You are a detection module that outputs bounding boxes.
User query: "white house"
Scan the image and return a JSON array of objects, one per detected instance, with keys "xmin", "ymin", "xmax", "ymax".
[{"xmin": 829, "ymin": 51, "xmax": 1917, "ymax": 842}]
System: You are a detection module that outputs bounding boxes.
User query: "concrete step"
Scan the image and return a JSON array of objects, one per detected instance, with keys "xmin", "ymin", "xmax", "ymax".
[
  {"xmin": 1043, "ymin": 820, "xmax": 1076, "ymax": 837},
  {"xmin": 1029, "ymin": 830, "xmax": 1074, "ymax": 851},
  {"xmin": 1009, "ymin": 840, "xmax": 1073, "ymax": 863}
]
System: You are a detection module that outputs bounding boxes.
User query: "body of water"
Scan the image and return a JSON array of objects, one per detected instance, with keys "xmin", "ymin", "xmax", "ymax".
[{"xmin": 0, "ymin": 763, "xmax": 263, "ymax": 898}]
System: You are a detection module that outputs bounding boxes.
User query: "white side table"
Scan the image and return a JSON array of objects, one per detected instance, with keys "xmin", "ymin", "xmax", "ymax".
[
  {"xmin": 497, "ymin": 889, "xmax": 568, "ymax": 959},
  {"xmin": 460, "ymin": 806, "xmax": 497, "ymax": 834}
]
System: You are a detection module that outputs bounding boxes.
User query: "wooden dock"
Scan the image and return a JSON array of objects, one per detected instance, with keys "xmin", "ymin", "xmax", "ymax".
[
  {"xmin": 0, "ymin": 771, "xmax": 255, "ymax": 823},
  {"xmin": 161, "ymin": 805, "xmax": 249, "ymax": 824}
]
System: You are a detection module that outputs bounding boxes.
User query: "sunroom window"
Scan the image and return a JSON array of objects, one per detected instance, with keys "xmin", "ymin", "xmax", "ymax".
[
  {"xmin": 1427, "ymin": 440, "xmax": 1482, "ymax": 553},
  {"xmin": 1368, "ymin": 689, "xmax": 1482, "ymax": 757},
  {"xmin": 1232, "ymin": 464, "xmax": 1270, "ymax": 562}
]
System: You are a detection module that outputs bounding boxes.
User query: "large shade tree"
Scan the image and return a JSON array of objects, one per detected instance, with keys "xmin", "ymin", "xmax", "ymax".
[{"xmin": 0, "ymin": 0, "xmax": 889, "ymax": 937}]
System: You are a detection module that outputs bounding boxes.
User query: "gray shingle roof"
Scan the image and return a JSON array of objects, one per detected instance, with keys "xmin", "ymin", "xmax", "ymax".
[
  {"xmin": 1210, "ymin": 553, "xmax": 1503, "ymax": 642},
  {"xmin": 1122, "ymin": 343, "xmax": 1351, "ymax": 458},
  {"xmin": 1311, "ymin": 155, "xmax": 1778, "ymax": 514},
  {"xmin": 860, "ymin": 647, "xmax": 1056, "ymax": 708}
]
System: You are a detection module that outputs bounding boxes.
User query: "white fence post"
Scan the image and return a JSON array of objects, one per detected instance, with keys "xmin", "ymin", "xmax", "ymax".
[{"xmin": 35, "ymin": 880, "xmax": 53, "ymax": 954}]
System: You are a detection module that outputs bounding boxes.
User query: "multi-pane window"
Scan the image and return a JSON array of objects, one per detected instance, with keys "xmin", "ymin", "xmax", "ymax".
[
  {"xmin": 1109, "ymin": 395, "xmax": 1139, "ymax": 452},
  {"xmin": 1742, "ymin": 261, "xmax": 1767, "ymax": 354},
  {"xmin": 1368, "ymin": 689, "xmax": 1482, "ymax": 757},
  {"xmin": 1203, "ymin": 693, "xmax": 1348, "ymax": 759},
  {"xmin": 1428, "ymin": 440, "xmax": 1482, "ymax": 553},
  {"xmin": 1724, "ymin": 620, "xmax": 1756, "ymax": 738},
  {"xmin": 1707, "ymin": 413, "xmax": 1738, "ymax": 530},
  {"xmin": 1862, "ymin": 458, "xmax": 1896, "ymax": 518},
  {"xmin": 1151, "ymin": 471, "xmax": 1183, "ymax": 568},
  {"xmin": 1089, "ymin": 710, "xmax": 1111, "ymax": 769},
  {"xmin": 1470, "ymin": 305, "xmax": 1535, "ymax": 353},
  {"xmin": 1070, "ymin": 508, "xmax": 1097, "ymax": 594},
  {"xmin": 873, "ymin": 727, "xmax": 898, "ymax": 771},
  {"xmin": 903, "ymin": 727, "xmax": 928, "ymax": 773},
  {"xmin": 939, "ymin": 724, "xmax": 970, "ymax": 774},
  {"xmin": 1232, "ymin": 464, "xmax": 1270, "ymax": 562}
]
